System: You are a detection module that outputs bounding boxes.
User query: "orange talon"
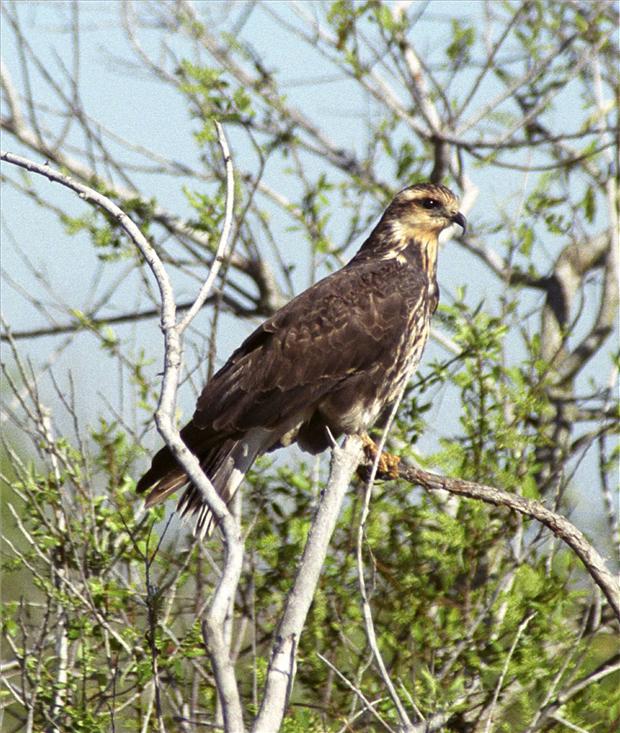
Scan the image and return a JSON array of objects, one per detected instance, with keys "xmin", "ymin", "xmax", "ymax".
[{"xmin": 360, "ymin": 433, "xmax": 401, "ymax": 480}]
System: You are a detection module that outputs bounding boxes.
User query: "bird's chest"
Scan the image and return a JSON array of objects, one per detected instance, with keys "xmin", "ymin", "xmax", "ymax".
[
  {"xmin": 320, "ymin": 264, "xmax": 438, "ymax": 434},
  {"xmin": 381, "ymin": 279, "xmax": 437, "ymax": 403}
]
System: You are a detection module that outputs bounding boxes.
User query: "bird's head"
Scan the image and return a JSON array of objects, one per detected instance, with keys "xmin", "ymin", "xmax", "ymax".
[
  {"xmin": 384, "ymin": 183, "xmax": 466, "ymax": 241},
  {"xmin": 354, "ymin": 182, "xmax": 466, "ymax": 267}
]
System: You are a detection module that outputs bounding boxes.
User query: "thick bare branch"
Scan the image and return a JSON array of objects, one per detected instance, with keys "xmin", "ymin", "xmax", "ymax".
[
  {"xmin": 1, "ymin": 135, "xmax": 247, "ymax": 730},
  {"xmin": 252, "ymin": 435, "xmax": 364, "ymax": 733}
]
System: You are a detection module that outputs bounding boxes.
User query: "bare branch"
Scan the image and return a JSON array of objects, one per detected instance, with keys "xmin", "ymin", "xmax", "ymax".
[
  {"xmin": 178, "ymin": 122, "xmax": 234, "ymax": 333},
  {"xmin": 0, "ymin": 57, "xmax": 24, "ymax": 129},
  {"xmin": 317, "ymin": 653, "xmax": 395, "ymax": 733},
  {"xmin": 2, "ymin": 132, "xmax": 247, "ymax": 730},
  {"xmin": 386, "ymin": 464, "xmax": 620, "ymax": 622},
  {"xmin": 356, "ymin": 381, "xmax": 421, "ymax": 730},
  {"xmin": 252, "ymin": 435, "xmax": 364, "ymax": 733}
]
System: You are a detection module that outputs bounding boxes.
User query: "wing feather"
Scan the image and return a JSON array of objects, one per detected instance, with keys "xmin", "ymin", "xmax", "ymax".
[{"xmin": 192, "ymin": 259, "xmax": 426, "ymax": 435}]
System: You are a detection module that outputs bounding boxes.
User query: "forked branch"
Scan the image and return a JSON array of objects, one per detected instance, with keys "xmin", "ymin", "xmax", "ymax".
[{"xmin": 1, "ymin": 131, "xmax": 246, "ymax": 731}]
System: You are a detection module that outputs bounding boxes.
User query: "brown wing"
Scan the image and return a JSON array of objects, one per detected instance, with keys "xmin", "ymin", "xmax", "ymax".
[
  {"xmin": 136, "ymin": 257, "xmax": 427, "ymax": 501},
  {"xmin": 190, "ymin": 257, "xmax": 425, "ymax": 437}
]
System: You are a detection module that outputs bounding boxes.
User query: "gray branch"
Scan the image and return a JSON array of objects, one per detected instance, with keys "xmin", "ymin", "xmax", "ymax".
[
  {"xmin": 252, "ymin": 435, "xmax": 364, "ymax": 733},
  {"xmin": 1, "ymin": 137, "xmax": 247, "ymax": 731},
  {"xmin": 394, "ymin": 464, "xmax": 620, "ymax": 622}
]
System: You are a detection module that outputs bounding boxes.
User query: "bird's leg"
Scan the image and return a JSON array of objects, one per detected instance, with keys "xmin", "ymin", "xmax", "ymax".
[{"xmin": 359, "ymin": 432, "xmax": 401, "ymax": 479}]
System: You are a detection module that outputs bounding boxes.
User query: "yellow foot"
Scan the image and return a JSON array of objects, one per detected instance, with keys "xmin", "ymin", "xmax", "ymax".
[{"xmin": 359, "ymin": 433, "xmax": 401, "ymax": 480}]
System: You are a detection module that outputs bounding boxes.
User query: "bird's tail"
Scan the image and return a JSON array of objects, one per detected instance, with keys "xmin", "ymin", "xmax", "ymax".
[{"xmin": 136, "ymin": 427, "xmax": 270, "ymax": 538}]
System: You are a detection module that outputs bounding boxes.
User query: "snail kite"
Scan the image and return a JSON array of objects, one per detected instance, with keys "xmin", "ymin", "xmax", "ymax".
[{"xmin": 137, "ymin": 183, "xmax": 466, "ymax": 536}]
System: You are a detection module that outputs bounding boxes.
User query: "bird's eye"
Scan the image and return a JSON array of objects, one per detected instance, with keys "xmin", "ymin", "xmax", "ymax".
[{"xmin": 421, "ymin": 198, "xmax": 439, "ymax": 209}]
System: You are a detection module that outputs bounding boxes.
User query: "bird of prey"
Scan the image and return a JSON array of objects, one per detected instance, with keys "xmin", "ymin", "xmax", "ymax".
[{"xmin": 137, "ymin": 183, "xmax": 466, "ymax": 537}]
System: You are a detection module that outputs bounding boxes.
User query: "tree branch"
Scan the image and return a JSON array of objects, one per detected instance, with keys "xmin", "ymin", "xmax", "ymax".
[
  {"xmin": 1, "ymin": 133, "xmax": 247, "ymax": 731},
  {"xmin": 385, "ymin": 464, "xmax": 620, "ymax": 622},
  {"xmin": 252, "ymin": 434, "xmax": 364, "ymax": 733},
  {"xmin": 0, "ymin": 295, "xmax": 261, "ymax": 342}
]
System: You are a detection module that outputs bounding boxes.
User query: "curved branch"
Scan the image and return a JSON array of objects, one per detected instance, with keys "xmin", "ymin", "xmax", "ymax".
[
  {"xmin": 178, "ymin": 121, "xmax": 234, "ymax": 333},
  {"xmin": 0, "ymin": 113, "xmax": 251, "ymax": 273},
  {"xmin": 1, "ymin": 140, "xmax": 247, "ymax": 731},
  {"xmin": 387, "ymin": 464, "xmax": 620, "ymax": 622}
]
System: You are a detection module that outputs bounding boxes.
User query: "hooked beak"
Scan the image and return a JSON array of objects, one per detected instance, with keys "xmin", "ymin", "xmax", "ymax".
[
  {"xmin": 452, "ymin": 211, "xmax": 467, "ymax": 234},
  {"xmin": 451, "ymin": 211, "xmax": 467, "ymax": 234}
]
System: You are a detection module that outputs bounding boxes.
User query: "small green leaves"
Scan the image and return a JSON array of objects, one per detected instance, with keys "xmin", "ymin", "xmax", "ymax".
[
  {"xmin": 178, "ymin": 59, "xmax": 256, "ymax": 128},
  {"xmin": 446, "ymin": 19, "xmax": 476, "ymax": 67}
]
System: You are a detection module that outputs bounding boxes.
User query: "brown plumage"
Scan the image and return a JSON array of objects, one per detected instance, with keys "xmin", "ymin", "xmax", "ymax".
[{"xmin": 137, "ymin": 183, "xmax": 466, "ymax": 537}]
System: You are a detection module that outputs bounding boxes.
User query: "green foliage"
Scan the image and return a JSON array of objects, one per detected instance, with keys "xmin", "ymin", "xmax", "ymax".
[
  {"xmin": 60, "ymin": 196, "xmax": 157, "ymax": 262},
  {"xmin": 178, "ymin": 59, "xmax": 256, "ymax": 137},
  {"xmin": 446, "ymin": 19, "xmax": 476, "ymax": 68},
  {"xmin": 183, "ymin": 184, "xmax": 226, "ymax": 236}
]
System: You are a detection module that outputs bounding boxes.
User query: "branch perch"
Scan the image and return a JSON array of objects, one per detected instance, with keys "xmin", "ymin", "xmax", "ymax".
[
  {"xmin": 252, "ymin": 435, "xmax": 364, "ymax": 733},
  {"xmin": 380, "ymin": 463, "xmax": 620, "ymax": 622},
  {"xmin": 1, "ymin": 132, "xmax": 246, "ymax": 731}
]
